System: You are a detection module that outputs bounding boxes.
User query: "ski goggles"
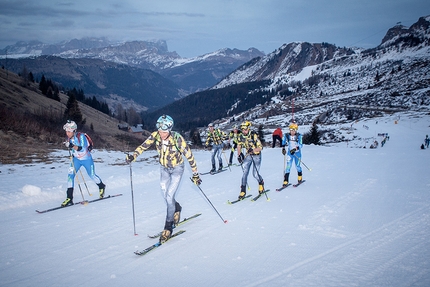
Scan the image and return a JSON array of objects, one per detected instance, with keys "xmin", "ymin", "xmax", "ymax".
[{"xmin": 156, "ymin": 118, "xmax": 173, "ymax": 131}]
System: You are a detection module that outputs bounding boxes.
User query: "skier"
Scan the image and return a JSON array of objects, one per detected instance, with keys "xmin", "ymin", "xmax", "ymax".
[
  {"xmin": 425, "ymin": 135, "xmax": 429, "ymax": 148},
  {"xmin": 205, "ymin": 123, "xmax": 227, "ymax": 172},
  {"xmin": 227, "ymin": 124, "xmax": 242, "ymax": 166},
  {"xmin": 272, "ymin": 127, "xmax": 283, "ymax": 148},
  {"xmin": 237, "ymin": 121, "xmax": 265, "ymax": 200},
  {"xmin": 62, "ymin": 120, "xmax": 105, "ymax": 207},
  {"xmin": 125, "ymin": 115, "xmax": 201, "ymax": 244},
  {"xmin": 281, "ymin": 122, "xmax": 303, "ymax": 186}
]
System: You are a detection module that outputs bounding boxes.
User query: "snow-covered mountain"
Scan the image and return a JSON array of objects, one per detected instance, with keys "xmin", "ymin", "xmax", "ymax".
[
  {"xmin": 0, "ymin": 39, "xmax": 264, "ymax": 95},
  {"xmin": 214, "ymin": 15, "xmax": 430, "ymax": 89},
  {"xmin": 201, "ymin": 15, "xmax": 430, "ymax": 144}
]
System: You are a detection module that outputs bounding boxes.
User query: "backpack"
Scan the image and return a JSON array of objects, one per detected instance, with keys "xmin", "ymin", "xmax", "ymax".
[
  {"xmin": 155, "ymin": 131, "xmax": 182, "ymax": 152},
  {"xmin": 77, "ymin": 132, "xmax": 94, "ymax": 151}
]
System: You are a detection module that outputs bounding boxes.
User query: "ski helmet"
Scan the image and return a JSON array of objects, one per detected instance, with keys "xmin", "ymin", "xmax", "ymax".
[
  {"xmin": 156, "ymin": 115, "xmax": 174, "ymax": 131},
  {"xmin": 240, "ymin": 121, "xmax": 251, "ymax": 130},
  {"xmin": 208, "ymin": 123, "xmax": 214, "ymax": 128},
  {"xmin": 63, "ymin": 120, "xmax": 77, "ymax": 132},
  {"xmin": 289, "ymin": 122, "xmax": 298, "ymax": 131}
]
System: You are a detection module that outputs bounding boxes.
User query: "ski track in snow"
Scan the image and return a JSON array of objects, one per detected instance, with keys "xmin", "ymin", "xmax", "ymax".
[
  {"xmin": 1, "ymin": 112, "xmax": 430, "ymax": 286},
  {"xmin": 246, "ymin": 205, "xmax": 430, "ymax": 287}
]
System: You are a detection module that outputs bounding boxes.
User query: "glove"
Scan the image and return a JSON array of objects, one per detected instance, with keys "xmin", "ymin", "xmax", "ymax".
[
  {"xmin": 282, "ymin": 148, "xmax": 286, "ymax": 155},
  {"xmin": 125, "ymin": 154, "xmax": 135, "ymax": 164},
  {"xmin": 247, "ymin": 148, "xmax": 254, "ymax": 155},
  {"xmin": 290, "ymin": 148, "xmax": 296, "ymax": 155},
  {"xmin": 238, "ymin": 153, "xmax": 245, "ymax": 164},
  {"xmin": 191, "ymin": 173, "xmax": 202, "ymax": 186},
  {"xmin": 64, "ymin": 141, "xmax": 74, "ymax": 149}
]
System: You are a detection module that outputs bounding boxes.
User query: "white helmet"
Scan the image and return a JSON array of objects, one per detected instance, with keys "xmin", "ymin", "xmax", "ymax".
[{"xmin": 63, "ymin": 120, "xmax": 77, "ymax": 132}]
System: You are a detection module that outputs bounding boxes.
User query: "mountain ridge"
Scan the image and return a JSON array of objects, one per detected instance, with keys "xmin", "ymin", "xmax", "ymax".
[{"xmin": 1, "ymin": 39, "xmax": 265, "ymax": 96}]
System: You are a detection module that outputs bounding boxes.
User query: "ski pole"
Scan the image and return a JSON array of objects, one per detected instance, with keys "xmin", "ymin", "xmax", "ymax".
[
  {"xmin": 68, "ymin": 149, "xmax": 86, "ymax": 202},
  {"xmin": 192, "ymin": 180, "xmax": 227, "ymax": 223},
  {"xmin": 283, "ymin": 154, "xmax": 286, "ymax": 175},
  {"xmin": 222, "ymin": 149, "xmax": 231, "ymax": 172},
  {"xmin": 293, "ymin": 154, "xmax": 312, "ymax": 171},
  {"xmin": 79, "ymin": 169, "xmax": 92, "ymax": 196},
  {"xmin": 249, "ymin": 154, "xmax": 269, "ymax": 201},
  {"xmin": 127, "ymin": 156, "xmax": 138, "ymax": 236}
]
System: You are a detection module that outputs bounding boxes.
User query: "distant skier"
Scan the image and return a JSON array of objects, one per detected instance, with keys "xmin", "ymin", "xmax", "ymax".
[
  {"xmin": 125, "ymin": 115, "xmax": 201, "ymax": 244},
  {"xmin": 281, "ymin": 122, "xmax": 303, "ymax": 186},
  {"xmin": 425, "ymin": 135, "xmax": 429, "ymax": 148},
  {"xmin": 227, "ymin": 124, "xmax": 241, "ymax": 166},
  {"xmin": 237, "ymin": 121, "xmax": 265, "ymax": 200},
  {"xmin": 272, "ymin": 127, "xmax": 283, "ymax": 148},
  {"xmin": 62, "ymin": 120, "xmax": 105, "ymax": 207},
  {"xmin": 205, "ymin": 123, "xmax": 227, "ymax": 172}
]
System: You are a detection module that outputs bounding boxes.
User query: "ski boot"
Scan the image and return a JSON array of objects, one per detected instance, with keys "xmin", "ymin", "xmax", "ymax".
[
  {"xmin": 238, "ymin": 185, "xmax": 246, "ymax": 200},
  {"xmin": 61, "ymin": 198, "xmax": 73, "ymax": 207},
  {"xmin": 61, "ymin": 188, "xmax": 74, "ymax": 207},
  {"xmin": 210, "ymin": 164, "xmax": 216, "ymax": 173},
  {"xmin": 218, "ymin": 163, "xmax": 223, "ymax": 172},
  {"xmin": 159, "ymin": 221, "xmax": 173, "ymax": 244},
  {"xmin": 298, "ymin": 171, "xmax": 303, "ymax": 183},
  {"xmin": 258, "ymin": 181, "xmax": 265, "ymax": 195},
  {"xmin": 283, "ymin": 173, "xmax": 290, "ymax": 187},
  {"xmin": 173, "ymin": 202, "xmax": 182, "ymax": 226},
  {"xmin": 98, "ymin": 182, "xmax": 106, "ymax": 198}
]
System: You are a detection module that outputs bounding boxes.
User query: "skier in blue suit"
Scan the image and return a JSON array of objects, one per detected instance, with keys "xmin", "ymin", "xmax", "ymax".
[{"xmin": 281, "ymin": 122, "xmax": 303, "ymax": 186}]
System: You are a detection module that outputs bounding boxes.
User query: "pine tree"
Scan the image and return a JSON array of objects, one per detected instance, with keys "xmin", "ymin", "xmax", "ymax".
[
  {"xmin": 64, "ymin": 91, "xmax": 83, "ymax": 124},
  {"xmin": 308, "ymin": 123, "xmax": 321, "ymax": 145},
  {"xmin": 190, "ymin": 128, "xmax": 202, "ymax": 146},
  {"xmin": 258, "ymin": 125, "xmax": 265, "ymax": 144},
  {"xmin": 303, "ymin": 123, "xmax": 321, "ymax": 145},
  {"xmin": 39, "ymin": 75, "xmax": 48, "ymax": 95}
]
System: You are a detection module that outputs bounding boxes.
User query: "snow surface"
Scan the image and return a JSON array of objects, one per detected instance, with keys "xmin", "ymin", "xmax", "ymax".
[{"xmin": 1, "ymin": 113, "xmax": 430, "ymax": 287}]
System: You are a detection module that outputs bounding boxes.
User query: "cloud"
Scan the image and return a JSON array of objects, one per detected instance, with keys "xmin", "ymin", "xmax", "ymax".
[{"xmin": 51, "ymin": 19, "xmax": 75, "ymax": 28}]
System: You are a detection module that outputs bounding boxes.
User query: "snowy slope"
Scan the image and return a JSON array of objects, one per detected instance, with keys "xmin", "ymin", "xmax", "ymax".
[{"xmin": 1, "ymin": 112, "xmax": 430, "ymax": 287}]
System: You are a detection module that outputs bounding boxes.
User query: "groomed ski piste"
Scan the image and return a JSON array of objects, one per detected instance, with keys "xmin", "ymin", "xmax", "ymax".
[{"xmin": 1, "ymin": 112, "xmax": 430, "ymax": 287}]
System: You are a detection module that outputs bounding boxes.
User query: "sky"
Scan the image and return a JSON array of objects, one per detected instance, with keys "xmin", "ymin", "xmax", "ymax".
[
  {"xmin": 0, "ymin": 1, "xmax": 429, "ymax": 57},
  {"xmin": 1, "ymin": 112, "xmax": 430, "ymax": 286}
]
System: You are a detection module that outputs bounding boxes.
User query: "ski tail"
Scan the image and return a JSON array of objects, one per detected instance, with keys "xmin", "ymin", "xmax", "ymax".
[{"xmin": 136, "ymin": 230, "xmax": 186, "ymax": 256}]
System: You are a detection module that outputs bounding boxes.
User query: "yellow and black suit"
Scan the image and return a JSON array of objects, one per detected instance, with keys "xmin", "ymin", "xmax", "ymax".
[{"xmin": 132, "ymin": 131, "xmax": 198, "ymax": 227}]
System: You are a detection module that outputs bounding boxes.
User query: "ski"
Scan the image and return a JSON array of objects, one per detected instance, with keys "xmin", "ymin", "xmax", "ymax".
[
  {"xmin": 227, "ymin": 163, "xmax": 241, "ymax": 167},
  {"xmin": 135, "ymin": 230, "xmax": 186, "ymax": 256},
  {"xmin": 36, "ymin": 194, "xmax": 123, "ymax": 214},
  {"xmin": 200, "ymin": 169, "xmax": 227, "ymax": 176},
  {"xmin": 148, "ymin": 213, "xmax": 202, "ymax": 239},
  {"xmin": 276, "ymin": 184, "xmax": 292, "ymax": 192},
  {"xmin": 81, "ymin": 194, "xmax": 123, "ymax": 204},
  {"xmin": 251, "ymin": 190, "xmax": 270, "ymax": 202},
  {"xmin": 293, "ymin": 180, "xmax": 306, "ymax": 187},
  {"xmin": 227, "ymin": 194, "xmax": 252, "ymax": 204}
]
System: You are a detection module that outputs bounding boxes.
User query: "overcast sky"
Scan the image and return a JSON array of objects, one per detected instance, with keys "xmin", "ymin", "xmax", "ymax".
[{"xmin": 0, "ymin": 0, "xmax": 429, "ymax": 58}]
